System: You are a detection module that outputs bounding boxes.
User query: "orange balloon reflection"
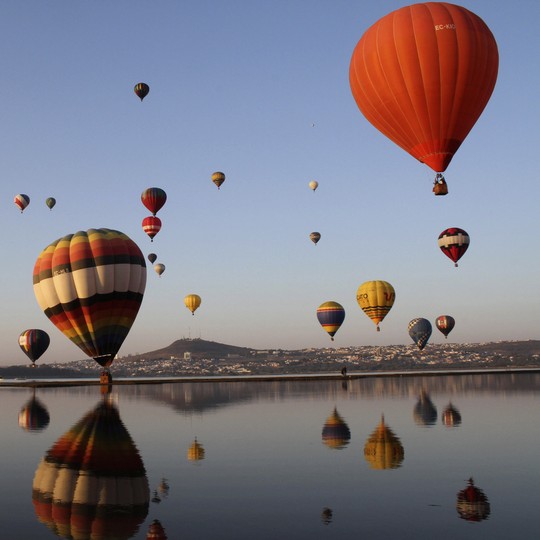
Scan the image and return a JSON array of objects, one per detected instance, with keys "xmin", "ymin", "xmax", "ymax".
[
  {"xmin": 364, "ymin": 415, "xmax": 404, "ymax": 470},
  {"xmin": 456, "ymin": 478, "xmax": 491, "ymax": 522}
]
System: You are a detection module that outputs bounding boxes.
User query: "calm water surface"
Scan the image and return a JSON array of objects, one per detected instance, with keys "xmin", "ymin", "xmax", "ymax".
[{"xmin": 1, "ymin": 373, "xmax": 538, "ymax": 539}]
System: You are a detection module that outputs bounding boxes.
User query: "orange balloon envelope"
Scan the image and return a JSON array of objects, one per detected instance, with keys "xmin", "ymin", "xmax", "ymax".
[
  {"xmin": 350, "ymin": 3, "xmax": 498, "ymax": 174},
  {"xmin": 142, "ymin": 216, "xmax": 162, "ymax": 242}
]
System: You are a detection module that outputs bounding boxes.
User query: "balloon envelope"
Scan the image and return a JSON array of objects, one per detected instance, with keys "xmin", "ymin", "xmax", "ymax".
[
  {"xmin": 142, "ymin": 216, "xmax": 162, "ymax": 241},
  {"xmin": 134, "ymin": 82, "xmax": 150, "ymax": 101},
  {"xmin": 438, "ymin": 227, "xmax": 469, "ymax": 266},
  {"xmin": 14, "ymin": 193, "xmax": 30, "ymax": 212},
  {"xmin": 33, "ymin": 228, "xmax": 147, "ymax": 368},
  {"xmin": 212, "ymin": 171, "xmax": 225, "ymax": 189},
  {"xmin": 436, "ymin": 315, "xmax": 455, "ymax": 338},
  {"xmin": 309, "ymin": 180, "xmax": 318, "ymax": 191},
  {"xmin": 316, "ymin": 301, "xmax": 345, "ymax": 341},
  {"xmin": 310, "ymin": 232, "xmax": 321, "ymax": 245},
  {"xmin": 154, "ymin": 263, "xmax": 165, "ymax": 276},
  {"xmin": 356, "ymin": 280, "xmax": 395, "ymax": 330},
  {"xmin": 45, "ymin": 197, "xmax": 56, "ymax": 210},
  {"xmin": 141, "ymin": 187, "xmax": 167, "ymax": 216},
  {"xmin": 147, "ymin": 253, "xmax": 157, "ymax": 264},
  {"xmin": 408, "ymin": 318, "xmax": 432, "ymax": 350},
  {"xmin": 184, "ymin": 294, "xmax": 201, "ymax": 315},
  {"xmin": 18, "ymin": 329, "xmax": 50, "ymax": 364},
  {"xmin": 349, "ymin": 3, "xmax": 498, "ymax": 173}
]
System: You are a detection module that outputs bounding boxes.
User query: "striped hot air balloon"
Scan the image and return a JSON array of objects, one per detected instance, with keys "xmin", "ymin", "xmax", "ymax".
[
  {"xmin": 438, "ymin": 228, "xmax": 470, "ymax": 267},
  {"xmin": 14, "ymin": 193, "xmax": 30, "ymax": 213},
  {"xmin": 141, "ymin": 187, "xmax": 167, "ymax": 216},
  {"xmin": 18, "ymin": 329, "xmax": 50, "ymax": 366},
  {"xmin": 134, "ymin": 82, "xmax": 150, "ymax": 101},
  {"xmin": 356, "ymin": 280, "xmax": 395, "ymax": 331},
  {"xmin": 184, "ymin": 294, "xmax": 201, "ymax": 315},
  {"xmin": 32, "ymin": 229, "xmax": 146, "ymax": 368},
  {"xmin": 316, "ymin": 301, "xmax": 345, "ymax": 341},
  {"xmin": 142, "ymin": 216, "xmax": 162, "ymax": 242}
]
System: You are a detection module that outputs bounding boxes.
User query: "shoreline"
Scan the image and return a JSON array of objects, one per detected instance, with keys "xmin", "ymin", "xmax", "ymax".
[{"xmin": 1, "ymin": 366, "xmax": 539, "ymax": 388}]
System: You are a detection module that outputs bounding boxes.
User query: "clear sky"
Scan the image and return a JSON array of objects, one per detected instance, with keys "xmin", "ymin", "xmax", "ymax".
[{"xmin": 1, "ymin": 0, "xmax": 539, "ymax": 366}]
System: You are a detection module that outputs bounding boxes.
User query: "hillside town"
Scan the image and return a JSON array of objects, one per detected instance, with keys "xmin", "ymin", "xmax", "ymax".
[{"xmin": 3, "ymin": 339, "xmax": 540, "ymax": 379}]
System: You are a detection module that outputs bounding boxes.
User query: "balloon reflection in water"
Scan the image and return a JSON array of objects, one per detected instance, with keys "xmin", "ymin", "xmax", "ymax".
[
  {"xmin": 18, "ymin": 394, "xmax": 50, "ymax": 432},
  {"xmin": 147, "ymin": 519, "xmax": 168, "ymax": 539},
  {"xmin": 187, "ymin": 438, "xmax": 205, "ymax": 461},
  {"xmin": 413, "ymin": 390, "xmax": 437, "ymax": 427},
  {"xmin": 321, "ymin": 408, "xmax": 351, "ymax": 449},
  {"xmin": 456, "ymin": 478, "xmax": 491, "ymax": 522},
  {"xmin": 32, "ymin": 399, "xmax": 149, "ymax": 539},
  {"xmin": 321, "ymin": 508, "xmax": 333, "ymax": 525},
  {"xmin": 442, "ymin": 403, "xmax": 462, "ymax": 427},
  {"xmin": 364, "ymin": 415, "xmax": 404, "ymax": 470}
]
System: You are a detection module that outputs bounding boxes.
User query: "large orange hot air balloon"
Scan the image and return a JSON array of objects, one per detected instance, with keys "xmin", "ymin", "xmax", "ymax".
[
  {"xmin": 33, "ymin": 229, "xmax": 147, "ymax": 369},
  {"xmin": 349, "ymin": 3, "xmax": 498, "ymax": 188}
]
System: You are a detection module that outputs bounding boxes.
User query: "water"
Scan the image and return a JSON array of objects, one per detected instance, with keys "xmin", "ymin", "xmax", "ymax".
[{"xmin": 1, "ymin": 373, "xmax": 538, "ymax": 539}]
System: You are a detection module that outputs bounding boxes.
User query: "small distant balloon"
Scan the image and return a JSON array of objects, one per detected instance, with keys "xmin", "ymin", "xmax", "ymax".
[
  {"xmin": 438, "ymin": 228, "xmax": 470, "ymax": 267},
  {"xmin": 154, "ymin": 263, "xmax": 165, "ymax": 277},
  {"xmin": 148, "ymin": 253, "xmax": 157, "ymax": 264},
  {"xmin": 212, "ymin": 171, "xmax": 225, "ymax": 190},
  {"xmin": 309, "ymin": 180, "xmax": 318, "ymax": 192},
  {"xmin": 141, "ymin": 187, "xmax": 167, "ymax": 216},
  {"xmin": 317, "ymin": 301, "xmax": 345, "ymax": 341},
  {"xmin": 45, "ymin": 197, "xmax": 56, "ymax": 210},
  {"xmin": 408, "ymin": 318, "xmax": 432, "ymax": 351},
  {"xmin": 310, "ymin": 232, "xmax": 321, "ymax": 245},
  {"xmin": 184, "ymin": 294, "xmax": 201, "ymax": 315},
  {"xmin": 19, "ymin": 329, "xmax": 50, "ymax": 366},
  {"xmin": 14, "ymin": 194, "xmax": 30, "ymax": 213},
  {"xmin": 134, "ymin": 82, "xmax": 150, "ymax": 101},
  {"xmin": 142, "ymin": 216, "xmax": 162, "ymax": 242},
  {"xmin": 436, "ymin": 315, "xmax": 455, "ymax": 338}
]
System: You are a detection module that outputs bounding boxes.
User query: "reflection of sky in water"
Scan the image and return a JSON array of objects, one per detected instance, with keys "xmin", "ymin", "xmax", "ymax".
[{"xmin": 0, "ymin": 373, "xmax": 538, "ymax": 539}]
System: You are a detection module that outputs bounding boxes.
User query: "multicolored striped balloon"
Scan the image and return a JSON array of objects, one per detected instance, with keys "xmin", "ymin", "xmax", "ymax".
[
  {"xmin": 14, "ymin": 193, "xmax": 30, "ymax": 213},
  {"xmin": 141, "ymin": 187, "xmax": 167, "ymax": 216},
  {"xmin": 438, "ymin": 227, "xmax": 470, "ymax": 267},
  {"xmin": 316, "ymin": 301, "xmax": 345, "ymax": 341},
  {"xmin": 134, "ymin": 82, "xmax": 150, "ymax": 101},
  {"xmin": 18, "ymin": 329, "xmax": 50, "ymax": 365},
  {"xmin": 33, "ymin": 229, "xmax": 146, "ymax": 368},
  {"xmin": 356, "ymin": 280, "xmax": 395, "ymax": 331},
  {"xmin": 142, "ymin": 216, "xmax": 162, "ymax": 242}
]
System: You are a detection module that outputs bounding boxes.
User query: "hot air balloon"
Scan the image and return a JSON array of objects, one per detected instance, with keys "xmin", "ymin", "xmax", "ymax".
[
  {"xmin": 14, "ymin": 193, "xmax": 30, "ymax": 213},
  {"xmin": 438, "ymin": 228, "xmax": 469, "ymax": 267},
  {"xmin": 142, "ymin": 216, "xmax": 162, "ymax": 242},
  {"xmin": 436, "ymin": 315, "xmax": 455, "ymax": 338},
  {"xmin": 316, "ymin": 301, "xmax": 345, "ymax": 341},
  {"xmin": 147, "ymin": 519, "xmax": 168, "ymax": 540},
  {"xmin": 184, "ymin": 294, "xmax": 201, "ymax": 315},
  {"xmin": 18, "ymin": 329, "xmax": 50, "ymax": 366},
  {"xmin": 134, "ymin": 82, "xmax": 150, "ymax": 101},
  {"xmin": 141, "ymin": 187, "xmax": 167, "ymax": 216},
  {"xmin": 413, "ymin": 390, "xmax": 437, "ymax": 426},
  {"xmin": 33, "ymin": 228, "xmax": 147, "ymax": 369},
  {"xmin": 45, "ymin": 197, "xmax": 56, "ymax": 210},
  {"xmin": 442, "ymin": 402, "xmax": 462, "ymax": 427},
  {"xmin": 356, "ymin": 280, "xmax": 395, "ymax": 331},
  {"xmin": 349, "ymin": 3, "xmax": 498, "ymax": 192},
  {"xmin": 309, "ymin": 180, "xmax": 319, "ymax": 192},
  {"xmin": 364, "ymin": 415, "xmax": 404, "ymax": 470},
  {"xmin": 310, "ymin": 232, "xmax": 321, "ymax": 245},
  {"xmin": 148, "ymin": 253, "xmax": 157, "ymax": 264},
  {"xmin": 154, "ymin": 263, "xmax": 165, "ymax": 277},
  {"xmin": 408, "ymin": 318, "xmax": 432, "ymax": 350},
  {"xmin": 32, "ymin": 399, "xmax": 149, "ymax": 538},
  {"xmin": 212, "ymin": 171, "xmax": 225, "ymax": 189}
]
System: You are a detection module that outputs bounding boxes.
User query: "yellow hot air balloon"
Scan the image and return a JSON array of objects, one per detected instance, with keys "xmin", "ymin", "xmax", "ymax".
[
  {"xmin": 356, "ymin": 280, "xmax": 395, "ymax": 331},
  {"xmin": 184, "ymin": 294, "xmax": 201, "ymax": 315},
  {"xmin": 187, "ymin": 438, "xmax": 205, "ymax": 461}
]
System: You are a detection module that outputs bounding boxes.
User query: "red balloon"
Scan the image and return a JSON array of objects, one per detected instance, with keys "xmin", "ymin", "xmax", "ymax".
[
  {"xmin": 438, "ymin": 227, "xmax": 469, "ymax": 267},
  {"xmin": 141, "ymin": 187, "xmax": 167, "ymax": 216},
  {"xmin": 142, "ymin": 216, "xmax": 162, "ymax": 242},
  {"xmin": 350, "ymin": 3, "xmax": 498, "ymax": 173}
]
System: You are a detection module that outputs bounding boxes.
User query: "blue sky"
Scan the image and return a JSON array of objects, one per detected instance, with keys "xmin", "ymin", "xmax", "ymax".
[{"xmin": 1, "ymin": 0, "xmax": 539, "ymax": 365}]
